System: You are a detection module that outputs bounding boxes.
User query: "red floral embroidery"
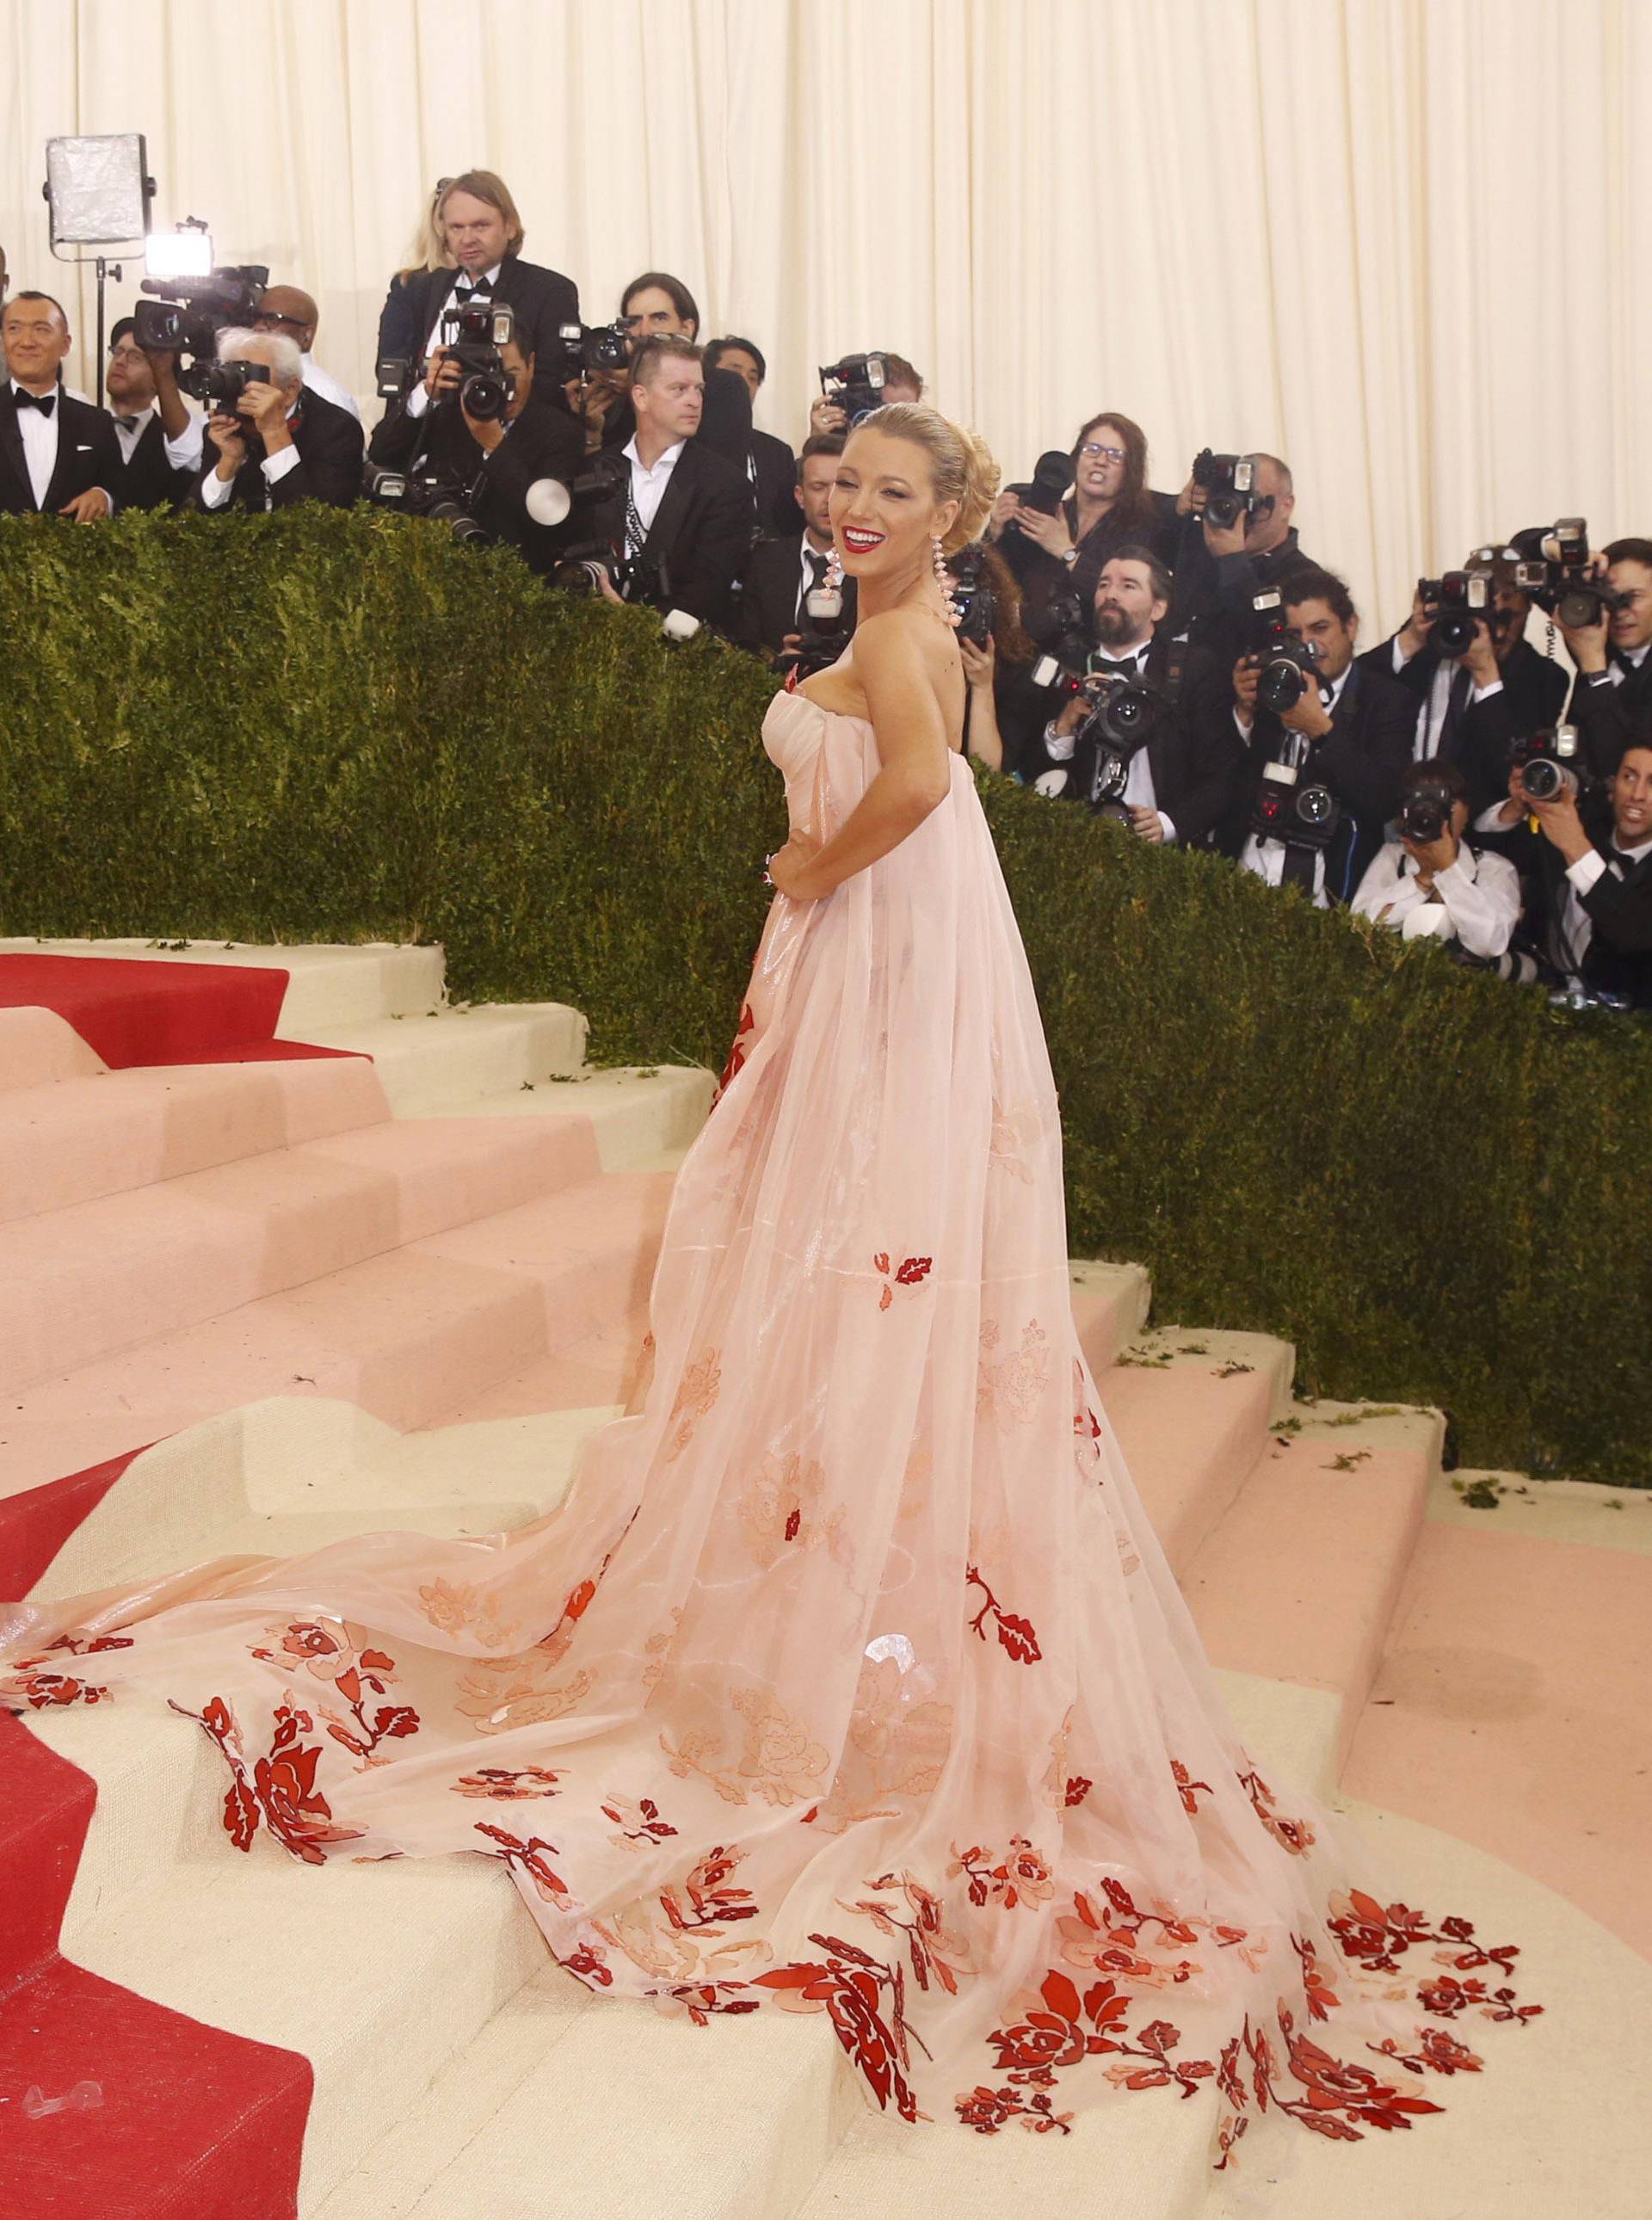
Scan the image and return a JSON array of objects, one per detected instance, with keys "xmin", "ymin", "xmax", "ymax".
[
  {"xmin": 663, "ymin": 1981, "xmax": 761, "ymax": 2022},
  {"xmin": 1171, "ymin": 1758, "xmax": 1212, "ymax": 1815},
  {"xmin": 1058, "ymin": 1878, "xmax": 1204, "ymax": 1983},
  {"xmin": 474, "ymin": 1822, "xmax": 570, "ymax": 1903},
  {"xmin": 949, "ymin": 1838, "xmax": 1055, "ymax": 1911},
  {"xmin": 979, "ymin": 1967, "xmax": 1217, "ymax": 2104},
  {"xmin": 452, "ymin": 1767, "xmax": 564, "ymax": 1800},
  {"xmin": 1236, "ymin": 1766, "xmax": 1316, "ymax": 1855},
  {"xmin": 712, "ymin": 1002, "xmax": 755, "ymax": 1107},
  {"xmin": 7, "ymin": 1631, "xmax": 134, "ymax": 1711},
  {"xmin": 1370, "ymin": 2026, "xmax": 1483, "ymax": 2077},
  {"xmin": 873, "ymin": 1251, "xmax": 933, "ymax": 1311},
  {"xmin": 841, "ymin": 1872, "xmax": 974, "ymax": 1996},
  {"xmin": 175, "ymin": 1693, "xmax": 367, "ymax": 1865},
  {"xmin": 964, "ymin": 1564, "xmax": 1042, "ymax": 1662},
  {"xmin": 1293, "ymin": 1933, "xmax": 1341, "ymax": 2020},
  {"xmin": 753, "ymin": 1933, "xmax": 928, "ymax": 2122},
  {"xmin": 1063, "ymin": 1775, "xmax": 1092, "ymax": 1808},
  {"xmin": 660, "ymin": 1846, "xmax": 757, "ymax": 1933},
  {"xmin": 559, "ymin": 1943, "xmax": 614, "ymax": 1989},
  {"xmin": 957, "ymin": 2082, "xmax": 1073, "ymax": 2135},
  {"xmin": 601, "ymin": 1793, "xmax": 677, "ymax": 1846}
]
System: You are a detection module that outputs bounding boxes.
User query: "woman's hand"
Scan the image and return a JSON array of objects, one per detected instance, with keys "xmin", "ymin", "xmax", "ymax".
[
  {"xmin": 767, "ymin": 826, "xmax": 827, "ymax": 899},
  {"xmin": 1012, "ymin": 505, "xmax": 1074, "ymax": 558},
  {"xmin": 959, "ymin": 634, "xmax": 997, "ymax": 690}
]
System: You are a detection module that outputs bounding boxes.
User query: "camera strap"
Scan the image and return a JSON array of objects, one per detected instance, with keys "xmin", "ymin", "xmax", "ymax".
[{"xmin": 1279, "ymin": 842, "xmax": 1319, "ymax": 894}]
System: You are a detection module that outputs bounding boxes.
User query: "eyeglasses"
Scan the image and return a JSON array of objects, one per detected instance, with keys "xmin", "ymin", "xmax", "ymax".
[
  {"xmin": 255, "ymin": 312, "xmax": 307, "ymax": 333},
  {"xmin": 1078, "ymin": 443, "xmax": 1125, "ymax": 463}
]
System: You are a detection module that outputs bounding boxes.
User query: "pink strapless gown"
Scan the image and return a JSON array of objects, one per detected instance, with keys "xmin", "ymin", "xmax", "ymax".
[{"xmin": 2, "ymin": 691, "xmax": 1537, "ymax": 2172}]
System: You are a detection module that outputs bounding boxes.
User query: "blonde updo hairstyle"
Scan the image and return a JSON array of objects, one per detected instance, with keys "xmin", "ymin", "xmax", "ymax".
[{"xmin": 855, "ymin": 401, "xmax": 1001, "ymax": 556}]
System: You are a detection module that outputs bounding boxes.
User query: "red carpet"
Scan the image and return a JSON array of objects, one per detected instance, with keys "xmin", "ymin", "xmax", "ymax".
[
  {"xmin": 0, "ymin": 1718, "xmax": 311, "ymax": 2220},
  {"xmin": 0, "ymin": 1449, "xmax": 153, "ymax": 1601},
  {"xmin": 0, "ymin": 954, "xmax": 355, "ymax": 1070}
]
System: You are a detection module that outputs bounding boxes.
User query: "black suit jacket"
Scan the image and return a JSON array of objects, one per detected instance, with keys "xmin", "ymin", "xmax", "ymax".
[
  {"xmin": 1480, "ymin": 789, "xmax": 1652, "ymax": 1002},
  {"xmin": 1004, "ymin": 489, "xmax": 1180, "ymax": 643},
  {"xmin": 599, "ymin": 437, "xmax": 756, "ymax": 629},
  {"xmin": 750, "ymin": 429, "xmax": 798, "ymax": 538},
  {"xmin": 733, "ymin": 533, "xmax": 857, "ymax": 657},
  {"xmin": 115, "ymin": 413, "xmax": 194, "ymax": 511},
  {"xmin": 401, "ymin": 259, "xmax": 581, "ymax": 401},
  {"xmin": 1569, "ymin": 652, "xmax": 1652, "ymax": 780},
  {"xmin": 191, "ymin": 387, "xmax": 365, "ymax": 510},
  {"xmin": 1055, "ymin": 634, "xmax": 1245, "ymax": 849},
  {"xmin": 368, "ymin": 389, "xmax": 585, "ymax": 575},
  {"xmin": 1223, "ymin": 657, "xmax": 1415, "ymax": 900},
  {"xmin": 1177, "ymin": 526, "xmax": 1324, "ymax": 678},
  {"xmin": 1359, "ymin": 632, "xmax": 1569, "ymax": 817},
  {"xmin": 0, "ymin": 387, "xmax": 123, "ymax": 514}
]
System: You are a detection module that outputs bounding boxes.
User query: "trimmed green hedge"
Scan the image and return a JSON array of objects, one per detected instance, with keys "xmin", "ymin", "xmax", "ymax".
[{"xmin": 2, "ymin": 506, "xmax": 1648, "ymax": 1483}]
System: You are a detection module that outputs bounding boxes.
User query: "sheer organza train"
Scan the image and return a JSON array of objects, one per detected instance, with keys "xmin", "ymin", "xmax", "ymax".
[{"xmin": 1, "ymin": 688, "xmax": 1538, "ymax": 2174}]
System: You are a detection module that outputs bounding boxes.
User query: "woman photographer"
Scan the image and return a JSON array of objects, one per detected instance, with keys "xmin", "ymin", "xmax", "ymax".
[{"xmin": 988, "ymin": 410, "xmax": 1179, "ymax": 627}]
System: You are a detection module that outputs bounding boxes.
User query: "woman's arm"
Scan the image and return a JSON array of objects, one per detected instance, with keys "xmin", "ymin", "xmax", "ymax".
[
  {"xmin": 959, "ymin": 636, "xmax": 1003, "ymax": 772},
  {"xmin": 770, "ymin": 614, "xmax": 954, "ymax": 900}
]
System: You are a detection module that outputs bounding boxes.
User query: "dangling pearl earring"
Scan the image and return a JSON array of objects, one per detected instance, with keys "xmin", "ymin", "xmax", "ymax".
[
  {"xmin": 933, "ymin": 534, "xmax": 960, "ymax": 626},
  {"xmin": 824, "ymin": 543, "xmax": 845, "ymax": 591}
]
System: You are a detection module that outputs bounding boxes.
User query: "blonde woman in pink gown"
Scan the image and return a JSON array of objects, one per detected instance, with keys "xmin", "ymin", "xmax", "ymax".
[{"xmin": 1, "ymin": 404, "xmax": 1537, "ymax": 2175}]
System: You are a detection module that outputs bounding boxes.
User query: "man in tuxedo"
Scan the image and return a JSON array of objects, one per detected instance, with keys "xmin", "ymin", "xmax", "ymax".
[
  {"xmin": 1556, "ymin": 538, "xmax": 1652, "ymax": 779},
  {"xmin": 0, "ymin": 291, "xmax": 120, "ymax": 518},
  {"xmin": 194, "ymin": 330, "xmax": 363, "ymax": 511},
  {"xmin": 1351, "ymin": 759, "xmax": 1521, "ymax": 960},
  {"xmin": 1032, "ymin": 546, "xmax": 1244, "ymax": 849},
  {"xmin": 705, "ymin": 336, "xmax": 798, "ymax": 538},
  {"xmin": 596, "ymin": 336, "xmax": 754, "ymax": 629},
  {"xmin": 1478, "ymin": 743, "xmax": 1652, "ymax": 1004},
  {"xmin": 395, "ymin": 171, "xmax": 581, "ymax": 430},
  {"xmin": 1359, "ymin": 570, "xmax": 1568, "ymax": 814},
  {"xmin": 104, "ymin": 317, "xmax": 202, "ymax": 509},
  {"xmin": 251, "ymin": 286, "xmax": 360, "ymax": 420},
  {"xmin": 1226, "ymin": 567, "xmax": 1414, "ymax": 903},
  {"xmin": 1172, "ymin": 454, "xmax": 1322, "ymax": 675},
  {"xmin": 733, "ymin": 434, "xmax": 854, "ymax": 662},
  {"xmin": 369, "ymin": 329, "xmax": 583, "ymax": 575}
]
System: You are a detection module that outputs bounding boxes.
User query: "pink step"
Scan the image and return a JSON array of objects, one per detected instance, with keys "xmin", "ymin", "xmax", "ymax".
[
  {"xmin": 0, "ymin": 1056, "xmax": 396, "ymax": 1225},
  {"xmin": 1100, "ymin": 1359, "xmax": 1282, "ymax": 1575},
  {"xmin": 1179, "ymin": 1445, "xmax": 1432, "ymax": 1770},
  {"xmin": 0, "ymin": 1113, "xmax": 607, "ymax": 1398},
  {"xmin": 0, "ymin": 1007, "xmax": 105, "ymax": 1095}
]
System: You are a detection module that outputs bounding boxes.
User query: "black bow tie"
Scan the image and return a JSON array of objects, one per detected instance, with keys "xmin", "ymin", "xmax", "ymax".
[
  {"xmin": 114, "ymin": 413, "xmax": 142, "ymax": 434},
  {"xmin": 1609, "ymin": 846, "xmax": 1649, "ymax": 871},
  {"xmin": 454, "ymin": 279, "xmax": 490, "ymax": 303},
  {"xmin": 14, "ymin": 388, "xmax": 55, "ymax": 417},
  {"xmin": 1093, "ymin": 654, "xmax": 1143, "ymax": 675}
]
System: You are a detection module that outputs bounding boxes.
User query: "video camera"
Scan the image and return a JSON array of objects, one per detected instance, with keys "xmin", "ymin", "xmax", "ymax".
[
  {"xmin": 1247, "ymin": 590, "xmax": 1321, "ymax": 713},
  {"xmin": 1507, "ymin": 519, "xmax": 1629, "ymax": 631},
  {"xmin": 1511, "ymin": 722, "xmax": 1589, "ymax": 803},
  {"xmin": 1192, "ymin": 448, "xmax": 1266, "ymax": 531},
  {"xmin": 819, "ymin": 353, "xmax": 890, "ymax": 427},
  {"xmin": 132, "ymin": 264, "xmax": 269, "ymax": 403},
  {"xmin": 1251, "ymin": 733, "xmax": 1341, "ymax": 853},
  {"xmin": 1004, "ymin": 450, "xmax": 1072, "ymax": 520}
]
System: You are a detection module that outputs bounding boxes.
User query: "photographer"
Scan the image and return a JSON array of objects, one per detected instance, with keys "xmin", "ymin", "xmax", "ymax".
[
  {"xmin": 1227, "ymin": 568, "xmax": 1413, "ymax": 903},
  {"xmin": 1174, "ymin": 452, "xmax": 1320, "ymax": 674},
  {"xmin": 808, "ymin": 351, "xmax": 923, "ymax": 438},
  {"xmin": 704, "ymin": 335, "xmax": 797, "ymax": 536},
  {"xmin": 368, "ymin": 326, "xmax": 583, "ymax": 575},
  {"xmin": 1351, "ymin": 759, "xmax": 1519, "ymax": 959},
  {"xmin": 1362, "ymin": 565, "xmax": 1566, "ymax": 810},
  {"xmin": 733, "ymin": 433, "xmax": 856, "ymax": 662},
  {"xmin": 394, "ymin": 171, "xmax": 581, "ymax": 427},
  {"xmin": 596, "ymin": 335, "xmax": 754, "ymax": 629},
  {"xmin": 1556, "ymin": 538, "xmax": 1652, "ymax": 779},
  {"xmin": 0, "ymin": 291, "xmax": 120, "ymax": 518},
  {"xmin": 1476, "ymin": 740, "xmax": 1652, "ymax": 1003},
  {"xmin": 105, "ymin": 316, "xmax": 201, "ymax": 509},
  {"xmin": 570, "ymin": 272, "xmax": 701, "ymax": 457},
  {"xmin": 954, "ymin": 545, "xmax": 1045, "ymax": 775},
  {"xmin": 1029, "ymin": 547, "xmax": 1242, "ymax": 845},
  {"xmin": 987, "ymin": 413, "xmax": 1179, "ymax": 613},
  {"xmin": 194, "ymin": 329, "xmax": 363, "ymax": 510}
]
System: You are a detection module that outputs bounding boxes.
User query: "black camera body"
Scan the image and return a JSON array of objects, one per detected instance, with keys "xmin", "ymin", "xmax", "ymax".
[
  {"xmin": 1070, "ymin": 671, "xmax": 1162, "ymax": 820},
  {"xmin": 1025, "ymin": 586, "xmax": 1094, "ymax": 689},
  {"xmin": 1193, "ymin": 448, "xmax": 1261, "ymax": 530},
  {"xmin": 1251, "ymin": 733, "xmax": 1341, "ymax": 851},
  {"xmin": 133, "ymin": 264, "xmax": 270, "ymax": 402},
  {"xmin": 1247, "ymin": 590, "xmax": 1321, "ymax": 714},
  {"xmin": 435, "ymin": 299, "xmax": 518, "ymax": 421},
  {"xmin": 1512, "ymin": 722, "xmax": 1589, "ymax": 803},
  {"xmin": 950, "ymin": 544, "xmax": 997, "ymax": 649},
  {"xmin": 1004, "ymin": 450, "xmax": 1073, "ymax": 520},
  {"xmin": 819, "ymin": 353, "xmax": 890, "ymax": 427},
  {"xmin": 365, "ymin": 462, "xmax": 489, "ymax": 546},
  {"xmin": 558, "ymin": 318, "xmax": 631, "ymax": 379},
  {"xmin": 1397, "ymin": 773, "xmax": 1458, "ymax": 847},
  {"xmin": 1424, "ymin": 567, "xmax": 1497, "ymax": 657},
  {"xmin": 1507, "ymin": 519, "xmax": 1630, "ymax": 631},
  {"xmin": 190, "ymin": 359, "xmax": 272, "ymax": 411}
]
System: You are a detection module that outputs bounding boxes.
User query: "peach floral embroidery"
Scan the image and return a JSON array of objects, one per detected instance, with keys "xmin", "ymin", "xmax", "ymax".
[
  {"xmin": 665, "ymin": 1350, "xmax": 722, "ymax": 1461},
  {"xmin": 844, "ymin": 1870, "xmax": 977, "ymax": 1994},
  {"xmin": 977, "ymin": 1318, "xmax": 1051, "ymax": 1430},
  {"xmin": 1237, "ymin": 1765, "xmax": 1317, "ymax": 1856},
  {"xmin": 896, "ymin": 1445, "xmax": 932, "ymax": 1525},
  {"xmin": 1057, "ymin": 1878, "xmax": 1208, "ymax": 1989},
  {"xmin": 950, "ymin": 1836, "xmax": 1057, "ymax": 1909},
  {"xmin": 417, "ymin": 1578, "xmax": 521, "ymax": 1650},
  {"xmin": 737, "ymin": 1450, "xmax": 850, "ymax": 1570},
  {"xmin": 988, "ymin": 1101, "xmax": 1041, "ymax": 1184},
  {"xmin": 601, "ymin": 1791, "xmax": 678, "ymax": 1848},
  {"xmin": 661, "ymin": 1687, "xmax": 829, "ymax": 1809},
  {"xmin": 811, "ymin": 1653, "xmax": 954, "ymax": 1833},
  {"xmin": 641, "ymin": 1611, "xmax": 682, "ymax": 1697},
  {"xmin": 1042, "ymin": 1705, "xmax": 1076, "ymax": 1809},
  {"xmin": 454, "ymin": 1659, "xmax": 597, "ymax": 1733}
]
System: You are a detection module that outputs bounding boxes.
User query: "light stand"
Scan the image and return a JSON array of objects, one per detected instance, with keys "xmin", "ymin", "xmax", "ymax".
[{"xmin": 41, "ymin": 134, "xmax": 156, "ymax": 381}]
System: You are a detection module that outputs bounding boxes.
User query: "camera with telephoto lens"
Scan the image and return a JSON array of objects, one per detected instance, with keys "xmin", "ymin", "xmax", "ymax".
[
  {"xmin": 434, "ymin": 298, "xmax": 518, "ymax": 421},
  {"xmin": 818, "ymin": 353, "xmax": 889, "ymax": 427},
  {"xmin": 1247, "ymin": 590, "xmax": 1322, "ymax": 714},
  {"xmin": 133, "ymin": 264, "xmax": 270, "ymax": 402},
  {"xmin": 781, "ymin": 557, "xmax": 854, "ymax": 677},
  {"xmin": 949, "ymin": 544, "xmax": 997, "ymax": 649},
  {"xmin": 558, "ymin": 319, "xmax": 632, "ymax": 379},
  {"xmin": 190, "ymin": 359, "xmax": 272, "ymax": 411},
  {"xmin": 1192, "ymin": 448, "xmax": 1264, "ymax": 531},
  {"xmin": 1507, "ymin": 519, "xmax": 1630, "ymax": 632},
  {"xmin": 1397, "ymin": 772, "xmax": 1458, "ymax": 847},
  {"xmin": 1421, "ymin": 567, "xmax": 1499, "ymax": 657},
  {"xmin": 1004, "ymin": 450, "xmax": 1073, "ymax": 520},
  {"xmin": 364, "ymin": 462, "xmax": 489, "ymax": 546},
  {"xmin": 1071, "ymin": 670, "xmax": 1163, "ymax": 822},
  {"xmin": 1251, "ymin": 732, "xmax": 1341, "ymax": 851},
  {"xmin": 1023, "ymin": 586, "xmax": 1094, "ymax": 690},
  {"xmin": 1511, "ymin": 722, "xmax": 1589, "ymax": 804}
]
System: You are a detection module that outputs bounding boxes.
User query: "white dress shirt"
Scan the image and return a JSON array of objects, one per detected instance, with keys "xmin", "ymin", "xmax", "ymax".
[
  {"xmin": 1350, "ymin": 838, "xmax": 1520, "ymax": 959},
  {"xmin": 622, "ymin": 435, "xmax": 686, "ymax": 538},
  {"xmin": 1581, "ymin": 639, "xmax": 1651, "ymax": 694},
  {"xmin": 300, "ymin": 355, "xmax": 361, "ymax": 421},
  {"xmin": 109, "ymin": 399, "xmax": 206, "ymax": 475},
  {"xmin": 797, "ymin": 536, "xmax": 834, "ymax": 626},
  {"xmin": 198, "ymin": 402, "xmax": 303, "ymax": 508},
  {"xmin": 1391, "ymin": 636, "xmax": 1502, "ymax": 762},
  {"xmin": 405, "ymin": 265, "xmax": 504, "ymax": 421},
  {"xmin": 1039, "ymin": 637, "xmax": 1177, "ymax": 840},
  {"xmin": 1238, "ymin": 663, "xmax": 1353, "ymax": 904}
]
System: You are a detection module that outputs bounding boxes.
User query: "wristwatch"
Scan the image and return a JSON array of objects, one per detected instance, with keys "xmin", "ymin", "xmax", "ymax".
[{"xmin": 1061, "ymin": 546, "xmax": 1079, "ymax": 569}]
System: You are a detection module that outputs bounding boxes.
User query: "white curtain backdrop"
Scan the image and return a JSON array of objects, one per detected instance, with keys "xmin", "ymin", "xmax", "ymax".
[{"xmin": 3, "ymin": 0, "xmax": 1647, "ymax": 635}]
